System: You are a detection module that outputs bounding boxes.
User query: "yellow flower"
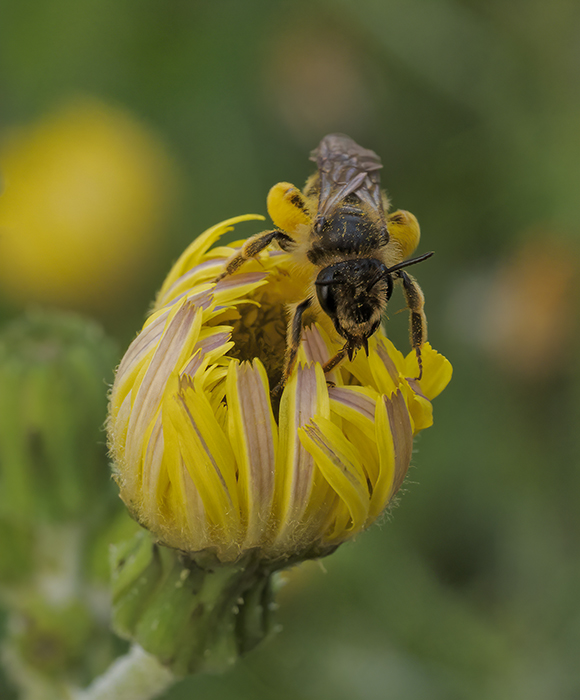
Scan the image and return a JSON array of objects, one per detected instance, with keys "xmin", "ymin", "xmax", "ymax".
[
  {"xmin": 0, "ymin": 98, "xmax": 176, "ymax": 312},
  {"xmin": 108, "ymin": 215, "xmax": 451, "ymax": 564}
]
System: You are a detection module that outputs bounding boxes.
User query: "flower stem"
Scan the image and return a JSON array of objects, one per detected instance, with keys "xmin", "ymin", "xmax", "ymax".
[{"xmin": 75, "ymin": 645, "xmax": 175, "ymax": 700}]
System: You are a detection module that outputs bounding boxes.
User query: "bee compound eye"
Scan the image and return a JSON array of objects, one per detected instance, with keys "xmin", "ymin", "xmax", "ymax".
[
  {"xmin": 316, "ymin": 284, "xmax": 338, "ymax": 317},
  {"xmin": 386, "ymin": 274, "xmax": 394, "ymax": 301}
]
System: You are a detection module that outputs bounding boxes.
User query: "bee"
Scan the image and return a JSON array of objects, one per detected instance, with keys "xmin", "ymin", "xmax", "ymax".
[{"xmin": 216, "ymin": 133, "xmax": 433, "ymax": 393}]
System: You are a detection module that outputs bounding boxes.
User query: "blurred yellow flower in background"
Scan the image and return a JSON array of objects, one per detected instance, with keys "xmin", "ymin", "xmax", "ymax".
[
  {"xmin": 0, "ymin": 98, "xmax": 177, "ymax": 312},
  {"xmin": 108, "ymin": 215, "xmax": 452, "ymax": 565},
  {"xmin": 480, "ymin": 232, "xmax": 580, "ymax": 380}
]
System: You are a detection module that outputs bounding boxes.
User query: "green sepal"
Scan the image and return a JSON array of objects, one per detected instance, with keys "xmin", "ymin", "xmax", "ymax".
[{"xmin": 111, "ymin": 530, "xmax": 276, "ymax": 676}]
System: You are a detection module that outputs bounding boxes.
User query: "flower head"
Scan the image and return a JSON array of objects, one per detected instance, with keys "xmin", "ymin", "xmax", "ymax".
[
  {"xmin": 108, "ymin": 215, "xmax": 451, "ymax": 565},
  {"xmin": 0, "ymin": 98, "xmax": 176, "ymax": 312}
]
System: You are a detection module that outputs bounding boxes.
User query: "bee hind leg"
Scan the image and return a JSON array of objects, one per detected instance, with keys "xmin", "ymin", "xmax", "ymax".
[
  {"xmin": 215, "ymin": 229, "xmax": 295, "ymax": 281},
  {"xmin": 387, "ymin": 210, "xmax": 421, "ymax": 260},
  {"xmin": 397, "ymin": 270, "xmax": 427, "ymax": 380}
]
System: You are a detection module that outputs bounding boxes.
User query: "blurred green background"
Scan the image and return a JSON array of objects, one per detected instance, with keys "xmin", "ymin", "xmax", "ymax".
[{"xmin": 1, "ymin": 0, "xmax": 579, "ymax": 698}]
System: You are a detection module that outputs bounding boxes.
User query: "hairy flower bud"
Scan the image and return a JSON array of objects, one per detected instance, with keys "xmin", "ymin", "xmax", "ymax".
[
  {"xmin": 107, "ymin": 215, "xmax": 451, "ymax": 673},
  {"xmin": 0, "ymin": 310, "xmax": 117, "ymax": 528},
  {"xmin": 109, "ymin": 215, "xmax": 451, "ymax": 563}
]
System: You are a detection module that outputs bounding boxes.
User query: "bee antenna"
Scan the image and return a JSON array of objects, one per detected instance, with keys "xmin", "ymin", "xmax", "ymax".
[
  {"xmin": 386, "ymin": 251, "xmax": 434, "ymax": 275},
  {"xmin": 366, "ymin": 266, "xmax": 388, "ymax": 291}
]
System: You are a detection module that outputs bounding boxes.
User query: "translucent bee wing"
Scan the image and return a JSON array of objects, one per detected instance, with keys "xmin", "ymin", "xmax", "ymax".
[{"xmin": 310, "ymin": 133, "xmax": 384, "ymax": 219}]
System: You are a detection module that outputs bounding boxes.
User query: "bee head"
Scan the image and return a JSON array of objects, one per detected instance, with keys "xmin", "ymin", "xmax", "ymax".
[
  {"xmin": 315, "ymin": 259, "xmax": 392, "ymax": 354},
  {"xmin": 315, "ymin": 252, "xmax": 434, "ymax": 357}
]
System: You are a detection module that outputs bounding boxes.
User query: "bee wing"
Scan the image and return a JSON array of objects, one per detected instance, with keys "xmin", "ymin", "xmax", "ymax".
[{"xmin": 310, "ymin": 133, "xmax": 384, "ymax": 220}]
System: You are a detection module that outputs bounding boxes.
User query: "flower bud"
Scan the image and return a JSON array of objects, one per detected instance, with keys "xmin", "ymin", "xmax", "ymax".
[
  {"xmin": 0, "ymin": 310, "xmax": 117, "ymax": 529},
  {"xmin": 109, "ymin": 215, "xmax": 451, "ymax": 564},
  {"xmin": 107, "ymin": 215, "xmax": 451, "ymax": 672}
]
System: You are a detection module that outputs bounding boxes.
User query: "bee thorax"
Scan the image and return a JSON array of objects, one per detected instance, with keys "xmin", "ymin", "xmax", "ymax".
[{"xmin": 307, "ymin": 211, "xmax": 386, "ymax": 265}]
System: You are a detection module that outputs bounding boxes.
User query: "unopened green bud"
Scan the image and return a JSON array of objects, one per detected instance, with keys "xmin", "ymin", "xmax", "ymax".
[
  {"xmin": 111, "ymin": 530, "xmax": 276, "ymax": 676},
  {"xmin": 10, "ymin": 597, "xmax": 95, "ymax": 677},
  {"xmin": 0, "ymin": 518, "xmax": 34, "ymax": 584},
  {"xmin": 0, "ymin": 310, "xmax": 117, "ymax": 526}
]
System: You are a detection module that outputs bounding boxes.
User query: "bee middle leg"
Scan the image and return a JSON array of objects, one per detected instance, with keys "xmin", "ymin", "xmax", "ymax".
[
  {"xmin": 271, "ymin": 298, "xmax": 311, "ymax": 397},
  {"xmin": 397, "ymin": 270, "xmax": 427, "ymax": 380},
  {"xmin": 215, "ymin": 229, "xmax": 295, "ymax": 281}
]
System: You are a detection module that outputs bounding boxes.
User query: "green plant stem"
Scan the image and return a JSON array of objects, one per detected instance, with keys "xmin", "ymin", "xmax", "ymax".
[{"xmin": 75, "ymin": 645, "xmax": 175, "ymax": 700}]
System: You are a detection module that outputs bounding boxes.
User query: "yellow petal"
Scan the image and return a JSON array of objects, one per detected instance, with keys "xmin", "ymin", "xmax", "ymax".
[
  {"xmin": 329, "ymin": 386, "xmax": 378, "ymax": 438},
  {"xmin": 368, "ymin": 338, "xmax": 401, "ymax": 396},
  {"xmin": 405, "ymin": 386, "xmax": 434, "ymax": 433},
  {"xmin": 370, "ymin": 390, "xmax": 413, "ymax": 521},
  {"xmin": 212, "ymin": 272, "xmax": 270, "ymax": 307},
  {"xmin": 163, "ymin": 376, "xmax": 240, "ymax": 548},
  {"xmin": 403, "ymin": 342, "xmax": 453, "ymax": 400},
  {"xmin": 300, "ymin": 323, "xmax": 344, "ymax": 386},
  {"xmin": 273, "ymin": 363, "xmax": 330, "ymax": 549},
  {"xmin": 299, "ymin": 415, "xmax": 369, "ymax": 538},
  {"xmin": 161, "ymin": 396, "xmax": 210, "ymax": 551},
  {"xmin": 226, "ymin": 360, "xmax": 277, "ymax": 547},
  {"xmin": 156, "ymin": 214, "xmax": 265, "ymax": 305},
  {"xmin": 329, "ymin": 385, "xmax": 380, "ymax": 484},
  {"xmin": 125, "ymin": 302, "xmax": 203, "ymax": 471}
]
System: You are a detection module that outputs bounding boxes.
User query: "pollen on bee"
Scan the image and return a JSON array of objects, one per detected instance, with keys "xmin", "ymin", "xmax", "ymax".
[{"xmin": 267, "ymin": 181, "xmax": 311, "ymax": 233}]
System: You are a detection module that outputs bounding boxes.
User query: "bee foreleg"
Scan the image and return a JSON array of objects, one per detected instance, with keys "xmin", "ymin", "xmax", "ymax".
[
  {"xmin": 397, "ymin": 270, "xmax": 427, "ymax": 380},
  {"xmin": 272, "ymin": 298, "xmax": 311, "ymax": 397},
  {"xmin": 215, "ymin": 229, "xmax": 295, "ymax": 281},
  {"xmin": 322, "ymin": 344, "xmax": 349, "ymax": 374}
]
